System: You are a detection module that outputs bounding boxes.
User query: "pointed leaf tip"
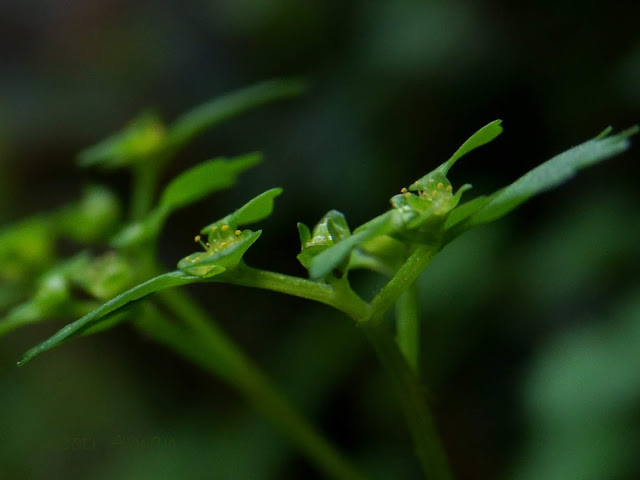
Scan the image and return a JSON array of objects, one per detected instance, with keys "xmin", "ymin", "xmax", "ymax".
[{"xmin": 443, "ymin": 119, "xmax": 503, "ymax": 173}]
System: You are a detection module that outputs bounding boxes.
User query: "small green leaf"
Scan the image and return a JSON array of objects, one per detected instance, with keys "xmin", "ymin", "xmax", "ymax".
[
  {"xmin": 459, "ymin": 126, "xmax": 638, "ymax": 228},
  {"xmin": 297, "ymin": 210, "xmax": 350, "ymax": 272},
  {"xmin": 410, "ymin": 120, "xmax": 502, "ymax": 191},
  {"xmin": 309, "ymin": 211, "xmax": 400, "ymax": 279},
  {"xmin": 111, "ymin": 153, "xmax": 264, "ymax": 249},
  {"xmin": 160, "ymin": 152, "xmax": 262, "ymax": 210},
  {"xmin": 164, "ymin": 78, "xmax": 307, "ymax": 154},
  {"xmin": 326, "ymin": 212, "xmax": 351, "ymax": 242},
  {"xmin": 200, "ymin": 188, "xmax": 283, "ymax": 233},
  {"xmin": 443, "ymin": 195, "xmax": 491, "ymax": 230},
  {"xmin": 109, "ymin": 207, "xmax": 169, "ymax": 248},
  {"xmin": 18, "ymin": 270, "xmax": 199, "ymax": 366},
  {"xmin": 297, "ymin": 222, "xmax": 311, "ymax": 246},
  {"xmin": 78, "ymin": 112, "xmax": 166, "ymax": 169},
  {"xmin": 228, "ymin": 188, "xmax": 284, "ymax": 226},
  {"xmin": 349, "ymin": 235, "xmax": 407, "ymax": 276},
  {"xmin": 78, "ymin": 78, "xmax": 305, "ymax": 171},
  {"xmin": 56, "ymin": 186, "xmax": 121, "ymax": 242},
  {"xmin": 442, "ymin": 120, "xmax": 503, "ymax": 174}
]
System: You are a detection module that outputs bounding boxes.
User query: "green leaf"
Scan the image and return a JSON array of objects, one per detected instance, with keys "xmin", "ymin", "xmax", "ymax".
[
  {"xmin": 228, "ymin": 188, "xmax": 284, "ymax": 226},
  {"xmin": 297, "ymin": 222, "xmax": 311, "ymax": 246},
  {"xmin": 443, "ymin": 195, "xmax": 491, "ymax": 230},
  {"xmin": 109, "ymin": 207, "xmax": 169, "ymax": 248},
  {"xmin": 309, "ymin": 211, "xmax": 400, "ymax": 279},
  {"xmin": 326, "ymin": 211, "xmax": 351, "ymax": 242},
  {"xmin": 410, "ymin": 120, "xmax": 502, "ymax": 192},
  {"xmin": 164, "ymin": 78, "xmax": 307, "ymax": 154},
  {"xmin": 297, "ymin": 211, "xmax": 350, "ymax": 272},
  {"xmin": 18, "ymin": 270, "xmax": 199, "ymax": 366},
  {"xmin": 460, "ymin": 126, "xmax": 638, "ymax": 228},
  {"xmin": 200, "ymin": 188, "xmax": 283, "ymax": 233},
  {"xmin": 77, "ymin": 112, "xmax": 166, "ymax": 169},
  {"xmin": 56, "ymin": 185, "xmax": 121, "ymax": 242},
  {"xmin": 77, "ymin": 78, "xmax": 306, "ymax": 171},
  {"xmin": 442, "ymin": 120, "xmax": 503, "ymax": 174},
  {"xmin": 160, "ymin": 152, "xmax": 262, "ymax": 210},
  {"xmin": 111, "ymin": 153, "xmax": 263, "ymax": 248}
]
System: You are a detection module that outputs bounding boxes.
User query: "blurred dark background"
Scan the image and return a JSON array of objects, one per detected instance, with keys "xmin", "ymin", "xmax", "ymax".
[{"xmin": 1, "ymin": 1, "xmax": 639, "ymax": 479}]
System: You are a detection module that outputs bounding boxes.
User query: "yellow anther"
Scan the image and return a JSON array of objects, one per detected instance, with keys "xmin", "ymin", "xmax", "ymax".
[
  {"xmin": 428, "ymin": 178, "xmax": 435, "ymax": 184},
  {"xmin": 404, "ymin": 192, "xmax": 411, "ymax": 198},
  {"xmin": 431, "ymin": 191, "xmax": 438, "ymax": 198},
  {"xmin": 401, "ymin": 187, "xmax": 408, "ymax": 193},
  {"xmin": 221, "ymin": 225, "xmax": 230, "ymax": 232},
  {"xmin": 186, "ymin": 256, "xmax": 191, "ymax": 261},
  {"xmin": 220, "ymin": 241, "xmax": 228, "ymax": 248},
  {"xmin": 195, "ymin": 235, "xmax": 208, "ymax": 250},
  {"xmin": 445, "ymin": 185, "xmax": 452, "ymax": 192},
  {"xmin": 437, "ymin": 182, "xmax": 444, "ymax": 189},
  {"xmin": 235, "ymin": 230, "xmax": 242, "ymax": 236},
  {"xmin": 211, "ymin": 226, "xmax": 218, "ymax": 232}
]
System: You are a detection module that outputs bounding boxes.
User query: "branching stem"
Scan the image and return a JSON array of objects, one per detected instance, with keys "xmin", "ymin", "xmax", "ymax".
[
  {"xmin": 153, "ymin": 288, "xmax": 367, "ymax": 480},
  {"xmin": 212, "ymin": 245, "xmax": 452, "ymax": 480}
]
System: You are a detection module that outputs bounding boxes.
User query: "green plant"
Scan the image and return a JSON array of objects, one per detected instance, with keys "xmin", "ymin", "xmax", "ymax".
[{"xmin": 1, "ymin": 78, "xmax": 637, "ymax": 479}]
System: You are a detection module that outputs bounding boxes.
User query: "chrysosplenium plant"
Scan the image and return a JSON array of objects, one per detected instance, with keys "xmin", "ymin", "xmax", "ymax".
[{"xmin": 1, "ymin": 78, "xmax": 636, "ymax": 480}]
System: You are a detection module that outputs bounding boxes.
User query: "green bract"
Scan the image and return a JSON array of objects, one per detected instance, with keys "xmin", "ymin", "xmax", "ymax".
[
  {"xmin": 297, "ymin": 210, "xmax": 351, "ymax": 276},
  {"xmin": 111, "ymin": 152, "xmax": 262, "ymax": 248},
  {"xmin": 177, "ymin": 188, "xmax": 283, "ymax": 277},
  {"xmin": 57, "ymin": 186, "xmax": 121, "ymax": 242},
  {"xmin": 78, "ymin": 112, "xmax": 166, "ymax": 169}
]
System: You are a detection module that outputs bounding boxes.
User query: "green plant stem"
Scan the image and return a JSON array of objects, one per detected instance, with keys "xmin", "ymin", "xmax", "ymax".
[
  {"xmin": 131, "ymin": 163, "xmax": 159, "ymax": 221},
  {"xmin": 396, "ymin": 282, "xmax": 420, "ymax": 373},
  {"xmin": 360, "ymin": 318, "xmax": 452, "ymax": 480},
  {"xmin": 153, "ymin": 287, "xmax": 367, "ymax": 480},
  {"xmin": 370, "ymin": 244, "xmax": 438, "ymax": 320},
  {"xmin": 224, "ymin": 264, "xmax": 371, "ymax": 320},
  {"xmin": 363, "ymin": 243, "xmax": 451, "ymax": 479}
]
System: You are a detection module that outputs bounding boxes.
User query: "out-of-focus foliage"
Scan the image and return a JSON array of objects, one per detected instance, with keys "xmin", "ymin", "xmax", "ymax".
[{"xmin": 513, "ymin": 290, "xmax": 640, "ymax": 480}]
